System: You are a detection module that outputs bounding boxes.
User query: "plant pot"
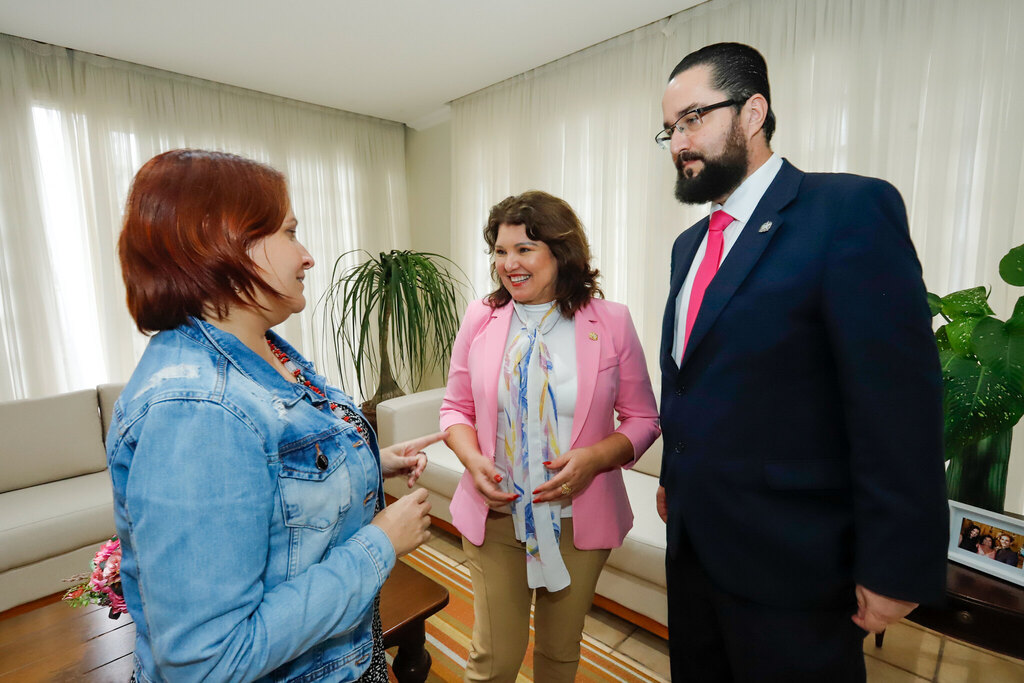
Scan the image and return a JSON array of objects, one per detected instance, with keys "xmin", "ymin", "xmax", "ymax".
[
  {"xmin": 946, "ymin": 428, "xmax": 1012, "ymax": 511},
  {"xmin": 358, "ymin": 361, "xmax": 405, "ymax": 432},
  {"xmin": 359, "ymin": 401, "xmax": 378, "ymax": 432}
]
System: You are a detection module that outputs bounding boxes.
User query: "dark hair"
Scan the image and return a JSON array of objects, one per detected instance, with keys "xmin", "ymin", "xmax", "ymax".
[
  {"xmin": 669, "ymin": 42, "xmax": 776, "ymax": 143},
  {"xmin": 119, "ymin": 149, "xmax": 289, "ymax": 333},
  {"xmin": 967, "ymin": 524, "xmax": 981, "ymax": 534},
  {"xmin": 483, "ymin": 190, "xmax": 601, "ymax": 317}
]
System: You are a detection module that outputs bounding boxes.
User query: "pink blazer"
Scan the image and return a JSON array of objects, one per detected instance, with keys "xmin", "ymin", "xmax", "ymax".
[{"xmin": 440, "ymin": 298, "xmax": 661, "ymax": 550}]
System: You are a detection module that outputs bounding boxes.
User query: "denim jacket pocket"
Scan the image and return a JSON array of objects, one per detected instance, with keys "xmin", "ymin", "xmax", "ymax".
[{"xmin": 279, "ymin": 433, "xmax": 353, "ymax": 531}]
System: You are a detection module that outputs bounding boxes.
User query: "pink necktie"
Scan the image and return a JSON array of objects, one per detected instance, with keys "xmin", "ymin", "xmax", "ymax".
[{"xmin": 682, "ymin": 210, "xmax": 734, "ymax": 361}]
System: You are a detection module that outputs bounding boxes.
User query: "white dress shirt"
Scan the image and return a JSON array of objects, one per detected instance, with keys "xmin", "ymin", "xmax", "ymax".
[{"xmin": 671, "ymin": 153, "xmax": 784, "ymax": 364}]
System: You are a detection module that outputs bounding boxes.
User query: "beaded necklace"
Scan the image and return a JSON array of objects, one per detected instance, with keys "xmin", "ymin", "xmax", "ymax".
[
  {"xmin": 265, "ymin": 344, "xmax": 388, "ymax": 678},
  {"xmin": 266, "ymin": 339, "xmax": 371, "ymax": 439}
]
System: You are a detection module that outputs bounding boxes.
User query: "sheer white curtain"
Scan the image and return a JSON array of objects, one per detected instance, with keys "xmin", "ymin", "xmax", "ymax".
[
  {"xmin": 0, "ymin": 34, "xmax": 409, "ymax": 402},
  {"xmin": 451, "ymin": 27, "xmax": 670, "ymax": 335},
  {"xmin": 451, "ymin": 0, "xmax": 1024, "ymax": 509}
]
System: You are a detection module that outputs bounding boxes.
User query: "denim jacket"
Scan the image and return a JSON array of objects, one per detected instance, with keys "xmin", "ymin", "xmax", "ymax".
[{"xmin": 106, "ymin": 317, "xmax": 395, "ymax": 682}]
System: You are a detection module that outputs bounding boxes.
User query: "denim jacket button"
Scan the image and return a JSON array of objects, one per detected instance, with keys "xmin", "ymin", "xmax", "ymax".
[{"xmin": 315, "ymin": 444, "xmax": 329, "ymax": 471}]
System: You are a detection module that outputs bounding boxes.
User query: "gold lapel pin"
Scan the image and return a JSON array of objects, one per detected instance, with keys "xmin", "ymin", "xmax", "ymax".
[
  {"xmin": 589, "ymin": 332, "xmax": 598, "ymax": 341},
  {"xmin": 758, "ymin": 221, "xmax": 773, "ymax": 233}
]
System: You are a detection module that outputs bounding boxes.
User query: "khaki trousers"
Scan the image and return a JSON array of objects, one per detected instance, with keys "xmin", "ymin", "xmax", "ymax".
[{"xmin": 462, "ymin": 513, "xmax": 610, "ymax": 683}]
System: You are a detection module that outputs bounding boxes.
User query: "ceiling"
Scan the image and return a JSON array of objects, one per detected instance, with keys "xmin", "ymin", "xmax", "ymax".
[{"xmin": 0, "ymin": 0, "xmax": 706, "ymax": 129}]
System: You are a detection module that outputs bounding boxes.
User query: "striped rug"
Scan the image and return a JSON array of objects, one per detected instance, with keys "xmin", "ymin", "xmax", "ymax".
[{"xmin": 390, "ymin": 544, "xmax": 667, "ymax": 682}]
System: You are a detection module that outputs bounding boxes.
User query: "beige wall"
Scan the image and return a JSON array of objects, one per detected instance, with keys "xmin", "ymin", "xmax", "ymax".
[
  {"xmin": 405, "ymin": 121, "xmax": 452, "ymax": 259},
  {"xmin": 405, "ymin": 120, "xmax": 454, "ymax": 391}
]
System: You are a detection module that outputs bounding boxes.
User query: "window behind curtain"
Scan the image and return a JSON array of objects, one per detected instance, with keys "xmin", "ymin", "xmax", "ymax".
[{"xmin": 0, "ymin": 34, "xmax": 410, "ymax": 401}]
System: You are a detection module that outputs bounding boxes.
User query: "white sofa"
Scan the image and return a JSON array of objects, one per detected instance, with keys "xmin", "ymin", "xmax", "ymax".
[
  {"xmin": 0, "ymin": 384, "xmax": 122, "ymax": 612},
  {"xmin": 378, "ymin": 388, "xmax": 668, "ymax": 632}
]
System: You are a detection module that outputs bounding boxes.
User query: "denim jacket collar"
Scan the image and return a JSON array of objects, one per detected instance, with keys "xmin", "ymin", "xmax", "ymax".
[{"xmin": 183, "ymin": 316, "xmax": 330, "ymax": 408}]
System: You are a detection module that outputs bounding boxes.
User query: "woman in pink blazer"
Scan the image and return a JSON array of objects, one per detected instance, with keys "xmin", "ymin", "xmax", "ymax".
[{"xmin": 441, "ymin": 191, "xmax": 660, "ymax": 682}]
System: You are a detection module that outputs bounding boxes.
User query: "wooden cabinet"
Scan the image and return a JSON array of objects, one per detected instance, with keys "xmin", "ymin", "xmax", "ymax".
[{"xmin": 907, "ymin": 563, "xmax": 1024, "ymax": 660}]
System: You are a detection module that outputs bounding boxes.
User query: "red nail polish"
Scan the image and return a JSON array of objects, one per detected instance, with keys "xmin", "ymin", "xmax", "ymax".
[
  {"xmin": 532, "ymin": 498, "xmax": 541, "ymax": 504},
  {"xmin": 494, "ymin": 474, "xmax": 503, "ymax": 482},
  {"xmin": 512, "ymin": 494, "xmax": 520, "ymax": 500},
  {"xmin": 542, "ymin": 461, "xmax": 551, "ymax": 466}
]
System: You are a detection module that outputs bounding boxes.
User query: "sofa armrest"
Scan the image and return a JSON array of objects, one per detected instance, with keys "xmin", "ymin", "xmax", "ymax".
[
  {"xmin": 376, "ymin": 388, "xmax": 447, "ymax": 447},
  {"xmin": 97, "ymin": 383, "xmax": 126, "ymax": 444},
  {"xmin": 631, "ymin": 437, "xmax": 663, "ymax": 478},
  {"xmin": 0, "ymin": 389, "xmax": 108, "ymax": 493}
]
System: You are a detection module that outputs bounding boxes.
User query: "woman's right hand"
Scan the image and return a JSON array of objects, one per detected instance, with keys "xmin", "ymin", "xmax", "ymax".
[
  {"xmin": 444, "ymin": 425, "xmax": 517, "ymax": 509},
  {"xmin": 468, "ymin": 455, "xmax": 519, "ymax": 508},
  {"xmin": 372, "ymin": 488, "xmax": 432, "ymax": 557}
]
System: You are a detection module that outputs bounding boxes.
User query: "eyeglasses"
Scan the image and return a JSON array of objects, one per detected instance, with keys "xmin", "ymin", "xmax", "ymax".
[{"xmin": 655, "ymin": 100, "xmax": 739, "ymax": 150}]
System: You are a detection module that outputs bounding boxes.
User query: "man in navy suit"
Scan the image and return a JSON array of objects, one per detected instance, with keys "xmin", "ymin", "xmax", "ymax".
[{"xmin": 655, "ymin": 43, "xmax": 948, "ymax": 681}]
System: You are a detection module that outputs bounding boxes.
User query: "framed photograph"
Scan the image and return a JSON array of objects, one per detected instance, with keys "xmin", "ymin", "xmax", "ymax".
[{"xmin": 948, "ymin": 500, "xmax": 1024, "ymax": 587}]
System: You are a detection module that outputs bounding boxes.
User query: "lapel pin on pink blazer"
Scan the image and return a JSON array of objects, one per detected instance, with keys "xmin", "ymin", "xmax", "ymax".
[{"xmin": 589, "ymin": 332, "xmax": 598, "ymax": 340}]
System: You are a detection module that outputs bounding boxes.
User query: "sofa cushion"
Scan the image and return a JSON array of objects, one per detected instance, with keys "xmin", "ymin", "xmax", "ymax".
[
  {"xmin": 0, "ymin": 470, "xmax": 115, "ymax": 572},
  {"xmin": 606, "ymin": 468, "xmax": 667, "ymax": 588},
  {"xmin": 0, "ymin": 389, "xmax": 107, "ymax": 493},
  {"xmin": 596, "ymin": 564, "xmax": 669, "ymax": 627}
]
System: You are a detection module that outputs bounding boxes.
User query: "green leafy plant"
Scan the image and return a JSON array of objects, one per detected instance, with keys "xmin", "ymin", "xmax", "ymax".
[
  {"xmin": 930, "ymin": 243, "xmax": 1024, "ymax": 511},
  {"xmin": 319, "ymin": 250, "xmax": 466, "ymax": 422}
]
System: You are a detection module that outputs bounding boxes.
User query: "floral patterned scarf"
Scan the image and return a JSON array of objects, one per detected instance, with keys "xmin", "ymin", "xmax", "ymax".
[{"xmin": 497, "ymin": 303, "xmax": 571, "ymax": 591}]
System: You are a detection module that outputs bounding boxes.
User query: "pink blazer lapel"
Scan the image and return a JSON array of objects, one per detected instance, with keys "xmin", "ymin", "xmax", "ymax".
[
  {"xmin": 571, "ymin": 303, "xmax": 601, "ymax": 446},
  {"xmin": 477, "ymin": 303, "xmax": 514, "ymax": 457}
]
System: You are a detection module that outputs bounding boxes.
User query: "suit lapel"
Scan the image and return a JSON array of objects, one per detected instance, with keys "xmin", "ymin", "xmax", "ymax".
[
  {"xmin": 661, "ymin": 223, "xmax": 707, "ymax": 370},
  {"xmin": 480, "ymin": 303, "xmax": 513, "ymax": 454},
  {"xmin": 679, "ymin": 160, "xmax": 804, "ymax": 370},
  {"xmin": 571, "ymin": 302, "xmax": 600, "ymax": 447}
]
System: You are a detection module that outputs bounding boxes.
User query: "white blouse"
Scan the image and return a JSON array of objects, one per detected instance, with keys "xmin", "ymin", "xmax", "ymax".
[{"xmin": 495, "ymin": 302, "xmax": 576, "ymax": 516}]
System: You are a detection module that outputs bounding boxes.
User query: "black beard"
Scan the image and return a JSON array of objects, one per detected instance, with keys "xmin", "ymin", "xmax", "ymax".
[{"xmin": 673, "ymin": 124, "xmax": 749, "ymax": 205}]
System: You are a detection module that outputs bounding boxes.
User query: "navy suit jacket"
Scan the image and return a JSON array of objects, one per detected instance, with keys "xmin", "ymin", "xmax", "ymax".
[{"xmin": 659, "ymin": 159, "xmax": 948, "ymax": 609}]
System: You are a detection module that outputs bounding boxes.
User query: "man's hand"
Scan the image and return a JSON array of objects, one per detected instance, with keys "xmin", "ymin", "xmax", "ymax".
[
  {"xmin": 657, "ymin": 486, "xmax": 668, "ymax": 523},
  {"xmin": 851, "ymin": 584, "xmax": 917, "ymax": 633},
  {"xmin": 380, "ymin": 431, "xmax": 444, "ymax": 487}
]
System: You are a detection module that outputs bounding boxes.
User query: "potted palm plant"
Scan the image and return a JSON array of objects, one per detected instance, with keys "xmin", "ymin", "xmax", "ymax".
[
  {"xmin": 930, "ymin": 243, "xmax": 1024, "ymax": 511},
  {"xmin": 319, "ymin": 249, "xmax": 467, "ymax": 425}
]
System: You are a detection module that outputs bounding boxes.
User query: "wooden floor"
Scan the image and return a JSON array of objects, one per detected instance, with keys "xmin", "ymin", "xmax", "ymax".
[{"xmin": 0, "ymin": 595, "xmax": 134, "ymax": 682}]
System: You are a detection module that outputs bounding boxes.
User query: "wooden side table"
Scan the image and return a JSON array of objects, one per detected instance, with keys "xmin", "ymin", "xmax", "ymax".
[
  {"xmin": 380, "ymin": 560, "xmax": 450, "ymax": 683},
  {"xmin": 904, "ymin": 561, "xmax": 1024, "ymax": 660}
]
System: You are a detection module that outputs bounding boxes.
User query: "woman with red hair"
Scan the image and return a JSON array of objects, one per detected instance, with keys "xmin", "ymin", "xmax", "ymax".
[{"xmin": 109, "ymin": 149, "xmax": 439, "ymax": 683}]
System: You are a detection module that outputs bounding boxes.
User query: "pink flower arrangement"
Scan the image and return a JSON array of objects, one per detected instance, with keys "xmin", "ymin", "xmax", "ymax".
[{"xmin": 63, "ymin": 536, "xmax": 126, "ymax": 619}]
